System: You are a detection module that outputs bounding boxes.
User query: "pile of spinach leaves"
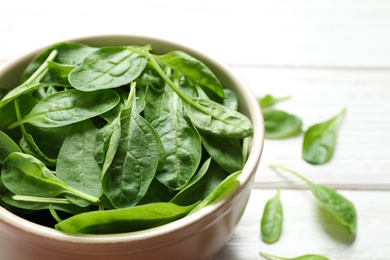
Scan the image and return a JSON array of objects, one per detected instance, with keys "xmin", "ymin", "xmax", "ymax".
[{"xmin": 0, "ymin": 42, "xmax": 253, "ymax": 234}]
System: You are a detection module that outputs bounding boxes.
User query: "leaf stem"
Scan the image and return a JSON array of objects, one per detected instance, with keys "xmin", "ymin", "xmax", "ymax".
[
  {"xmin": 24, "ymin": 49, "xmax": 58, "ymax": 86},
  {"xmin": 12, "ymin": 195, "xmax": 72, "ymax": 204},
  {"xmin": 49, "ymin": 205, "xmax": 63, "ymax": 223},
  {"xmin": 64, "ymin": 186, "xmax": 100, "ymax": 204},
  {"xmin": 268, "ymin": 164, "xmax": 314, "ymax": 186}
]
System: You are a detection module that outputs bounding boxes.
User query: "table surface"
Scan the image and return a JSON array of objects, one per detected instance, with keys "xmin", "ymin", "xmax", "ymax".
[{"xmin": 1, "ymin": 1, "xmax": 389, "ymax": 259}]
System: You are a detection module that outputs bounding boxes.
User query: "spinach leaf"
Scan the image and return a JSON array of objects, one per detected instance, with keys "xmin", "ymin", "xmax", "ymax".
[
  {"xmin": 302, "ymin": 108, "xmax": 346, "ymax": 164},
  {"xmin": 258, "ymin": 94, "xmax": 290, "ymax": 108},
  {"xmin": 42, "ymin": 61, "xmax": 75, "ymax": 87},
  {"xmin": 223, "ymin": 88, "xmax": 239, "ymax": 111},
  {"xmin": 69, "ymin": 47, "xmax": 147, "ymax": 91},
  {"xmin": 144, "ymin": 82, "xmax": 174, "ymax": 123},
  {"xmin": 56, "ymin": 119, "xmax": 102, "ymax": 205},
  {"xmin": 152, "ymin": 94, "xmax": 201, "ymax": 190},
  {"xmin": 261, "ymin": 189, "xmax": 283, "ymax": 244},
  {"xmin": 200, "ymin": 133, "xmax": 244, "ymax": 173},
  {"xmin": 146, "ymin": 51, "xmax": 253, "ymax": 138},
  {"xmin": 153, "ymin": 50, "xmax": 224, "ymax": 98},
  {"xmin": 55, "ymin": 202, "xmax": 196, "ymax": 234},
  {"xmin": 102, "ymin": 85, "xmax": 161, "ymax": 208},
  {"xmin": 0, "ymin": 130, "xmax": 21, "ymax": 164},
  {"xmin": 1, "ymin": 152, "xmax": 99, "ymax": 204},
  {"xmin": 263, "ymin": 108, "xmax": 302, "ymax": 139},
  {"xmin": 269, "ymin": 164, "xmax": 357, "ymax": 236},
  {"xmin": 185, "ymin": 97, "xmax": 253, "ymax": 138},
  {"xmin": 259, "ymin": 252, "xmax": 329, "ymax": 260},
  {"xmin": 9, "ymin": 89, "xmax": 120, "ymax": 128}
]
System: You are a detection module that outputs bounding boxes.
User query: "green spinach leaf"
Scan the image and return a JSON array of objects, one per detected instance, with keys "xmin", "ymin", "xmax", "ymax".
[
  {"xmin": 9, "ymin": 89, "xmax": 120, "ymax": 128},
  {"xmin": 261, "ymin": 189, "xmax": 283, "ymax": 244},
  {"xmin": 1, "ymin": 152, "xmax": 99, "ymax": 204},
  {"xmin": 56, "ymin": 119, "xmax": 102, "ymax": 205},
  {"xmin": 302, "ymin": 108, "xmax": 346, "ymax": 164},
  {"xmin": 263, "ymin": 108, "xmax": 302, "ymax": 139},
  {"xmin": 55, "ymin": 202, "xmax": 196, "ymax": 234},
  {"xmin": 259, "ymin": 251, "xmax": 329, "ymax": 260},
  {"xmin": 269, "ymin": 164, "xmax": 357, "ymax": 236},
  {"xmin": 102, "ymin": 85, "xmax": 161, "ymax": 208},
  {"xmin": 154, "ymin": 50, "xmax": 224, "ymax": 98},
  {"xmin": 69, "ymin": 46, "xmax": 147, "ymax": 91},
  {"xmin": 152, "ymin": 94, "xmax": 201, "ymax": 190}
]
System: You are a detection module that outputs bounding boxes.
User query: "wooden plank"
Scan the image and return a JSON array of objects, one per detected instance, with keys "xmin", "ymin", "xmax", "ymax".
[
  {"xmin": 232, "ymin": 66, "xmax": 390, "ymax": 189},
  {"xmin": 215, "ymin": 188, "xmax": 390, "ymax": 260}
]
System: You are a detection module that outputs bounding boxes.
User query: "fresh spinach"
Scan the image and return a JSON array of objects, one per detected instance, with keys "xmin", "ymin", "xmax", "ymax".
[
  {"xmin": 152, "ymin": 94, "xmax": 202, "ymax": 190},
  {"xmin": 0, "ymin": 130, "xmax": 21, "ymax": 164},
  {"xmin": 69, "ymin": 46, "xmax": 148, "ymax": 91},
  {"xmin": 55, "ymin": 202, "xmax": 196, "ymax": 234},
  {"xmin": 302, "ymin": 108, "xmax": 346, "ymax": 164},
  {"xmin": 0, "ymin": 41, "xmax": 253, "ymax": 234},
  {"xmin": 9, "ymin": 89, "xmax": 120, "ymax": 128},
  {"xmin": 257, "ymin": 94, "xmax": 302, "ymax": 139},
  {"xmin": 102, "ymin": 84, "xmax": 162, "ymax": 208},
  {"xmin": 269, "ymin": 164, "xmax": 357, "ymax": 236},
  {"xmin": 259, "ymin": 251, "xmax": 329, "ymax": 260},
  {"xmin": 258, "ymin": 94, "xmax": 290, "ymax": 108},
  {"xmin": 56, "ymin": 119, "xmax": 102, "ymax": 206},
  {"xmin": 263, "ymin": 108, "xmax": 302, "ymax": 139},
  {"xmin": 261, "ymin": 189, "xmax": 283, "ymax": 244},
  {"xmin": 1, "ymin": 152, "xmax": 99, "ymax": 205}
]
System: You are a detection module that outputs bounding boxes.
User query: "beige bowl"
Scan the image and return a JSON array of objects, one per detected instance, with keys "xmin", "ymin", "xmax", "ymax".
[{"xmin": 0, "ymin": 35, "xmax": 264, "ymax": 260}]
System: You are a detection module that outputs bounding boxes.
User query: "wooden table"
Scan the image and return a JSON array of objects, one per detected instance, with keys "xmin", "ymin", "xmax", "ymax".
[{"xmin": 1, "ymin": 1, "xmax": 389, "ymax": 259}]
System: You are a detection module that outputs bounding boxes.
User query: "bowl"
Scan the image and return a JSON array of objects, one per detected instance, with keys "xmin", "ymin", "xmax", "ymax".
[{"xmin": 0, "ymin": 35, "xmax": 264, "ymax": 260}]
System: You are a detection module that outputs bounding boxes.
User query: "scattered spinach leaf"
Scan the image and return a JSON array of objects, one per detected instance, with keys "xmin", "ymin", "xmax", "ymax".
[
  {"xmin": 258, "ymin": 94, "xmax": 290, "ymax": 108},
  {"xmin": 263, "ymin": 108, "xmax": 302, "ymax": 139},
  {"xmin": 259, "ymin": 251, "xmax": 329, "ymax": 260},
  {"xmin": 261, "ymin": 189, "xmax": 283, "ymax": 244},
  {"xmin": 269, "ymin": 164, "xmax": 357, "ymax": 236},
  {"xmin": 302, "ymin": 108, "xmax": 346, "ymax": 164}
]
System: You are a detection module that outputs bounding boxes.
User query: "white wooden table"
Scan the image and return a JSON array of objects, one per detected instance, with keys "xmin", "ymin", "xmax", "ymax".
[{"xmin": 1, "ymin": 1, "xmax": 389, "ymax": 259}]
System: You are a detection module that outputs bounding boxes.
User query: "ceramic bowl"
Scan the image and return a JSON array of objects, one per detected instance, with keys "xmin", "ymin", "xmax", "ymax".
[{"xmin": 0, "ymin": 35, "xmax": 264, "ymax": 260}]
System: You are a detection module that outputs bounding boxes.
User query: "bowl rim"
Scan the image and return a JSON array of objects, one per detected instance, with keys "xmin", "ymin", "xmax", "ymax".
[{"xmin": 0, "ymin": 34, "xmax": 264, "ymax": 245}]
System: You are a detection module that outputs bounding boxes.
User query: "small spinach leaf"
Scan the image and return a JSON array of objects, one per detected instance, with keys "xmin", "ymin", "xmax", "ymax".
[
  {"xmin": 263, "ymin": 108, "xmax": 302, "ymax": 139},
  {"xmin": 0, "ymin": 130, "xmax": 21, "ymax": 164},
  {"xmin": 200, "ymin": 133, "xmax": 243, "ymax": 173},
  {"xmin": 259, "ymin": 251, "xmax": 329, "ymax": 260},
  {"xmin": 257, "ymin": 94, "xmax": 290, "ymax": 108},
  {"xmin": 1, "ymin": 152, "xmax": 99, "ymax": 204},
  {"xmin": 269, "ymin": 164, "xmax": 357, "ymax": 236},
  {"xmin": 261, "ymin": 189, "xmax": 283, "ymax": 244},
  {"xmin": 302, "ymin": 108, "xmax": 346, "ymax": 164},
  {"xmin": 154, "ymin": 50, "xmax": 224, "ymax": 98}
]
